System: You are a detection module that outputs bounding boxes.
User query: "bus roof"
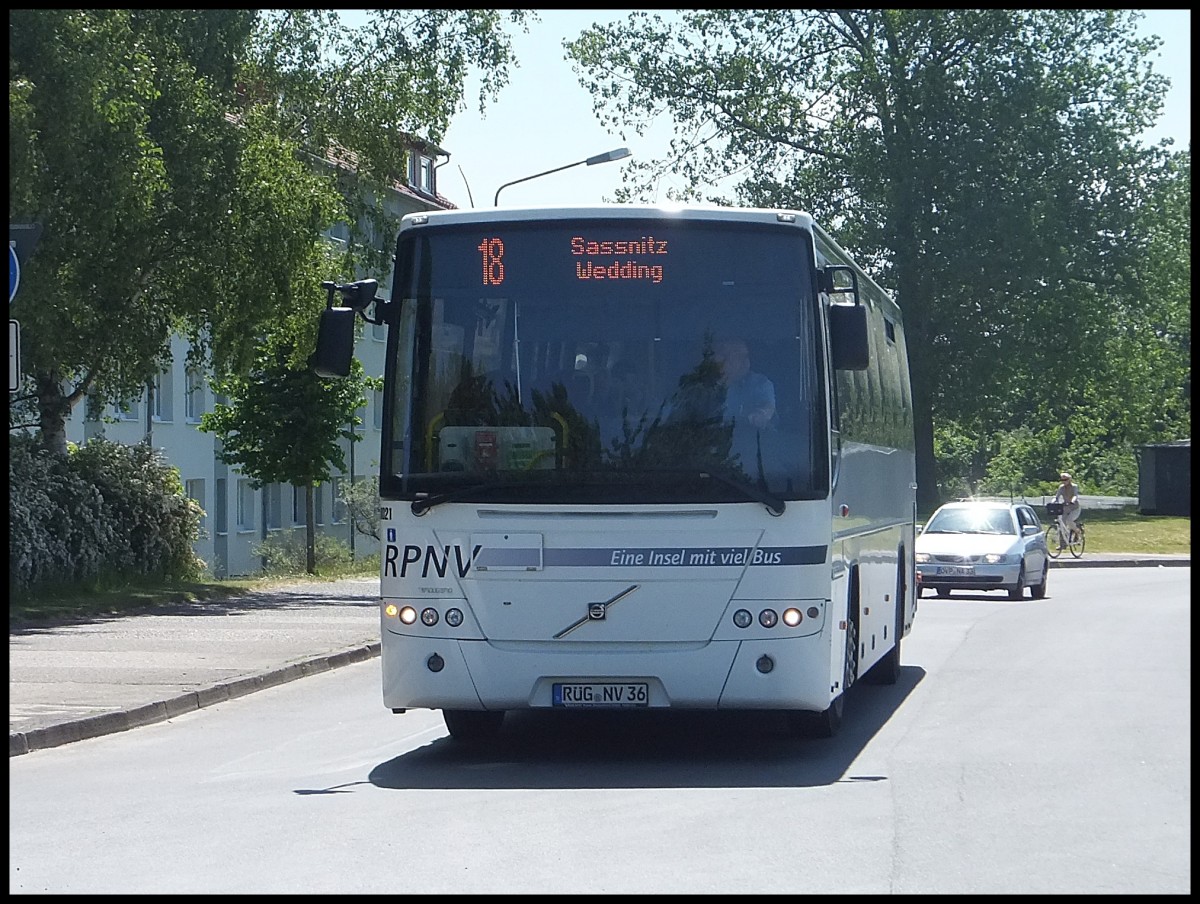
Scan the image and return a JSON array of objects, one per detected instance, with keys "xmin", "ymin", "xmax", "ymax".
[{"xmin": 398, "ymin": 204, "xmax": 817, "ymax": 231}]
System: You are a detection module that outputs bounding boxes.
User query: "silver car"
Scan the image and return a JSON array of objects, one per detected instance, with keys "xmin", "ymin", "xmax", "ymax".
[{"xmin": 915, "ymin": 500, "xmax": 1050, "ymax": 600}]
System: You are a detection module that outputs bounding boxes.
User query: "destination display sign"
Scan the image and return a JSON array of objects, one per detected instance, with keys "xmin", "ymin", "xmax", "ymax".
[{"xmin": 477, "ymin": 233, "xmax": 670, "ymax": 287}]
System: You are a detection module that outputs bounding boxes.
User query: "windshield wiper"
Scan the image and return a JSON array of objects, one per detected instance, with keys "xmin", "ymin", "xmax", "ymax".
[
  {"xmin": 633, "ymin": 468, "xmax": 785, "ymax": 515},
  {"xmin": 411, "ymin": 482, "xmax": 510, "ymax": 515},
  {"xmin": 699, "ymin": 470, "xmax": 786, "ymax": 515}
]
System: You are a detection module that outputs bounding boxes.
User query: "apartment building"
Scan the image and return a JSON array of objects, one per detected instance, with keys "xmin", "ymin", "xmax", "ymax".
[{"xmin": 64, "ymin": 140, "xmax": 456, "ymax": 578}]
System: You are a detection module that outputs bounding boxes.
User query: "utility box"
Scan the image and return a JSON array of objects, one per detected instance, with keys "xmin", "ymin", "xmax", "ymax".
[{"xmin": 1137, "ymin": 439, "xmax": 1190, "ymax": 516}]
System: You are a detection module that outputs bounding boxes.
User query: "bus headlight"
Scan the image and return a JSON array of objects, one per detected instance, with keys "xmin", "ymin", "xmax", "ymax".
[
  {"xmin": 398, "ymin": 606, "xmax": 417, "ymax": 625},
  {"xmin": 445, "ymin": 608, "xmax": 464, "ymax": 627},
  {"xmin": 420, "ymin": 607, "xmax": 439, "ymax": 626},
  {"xmin": 733, "ymin": 609, "xmax": 753, "ymax": 628},
  {"xmin": 759, "ymin": 609, "xmax": 779, "ymax": 628},
  {"xmin": 782, "ymin": 608, "xmax": 802, "ymax": 627}
]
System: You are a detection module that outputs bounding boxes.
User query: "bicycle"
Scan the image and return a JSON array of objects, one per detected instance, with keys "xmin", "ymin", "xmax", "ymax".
[{"xmin": 1044, "ymin": 501, "xmax": 1085, "ymax": 559}]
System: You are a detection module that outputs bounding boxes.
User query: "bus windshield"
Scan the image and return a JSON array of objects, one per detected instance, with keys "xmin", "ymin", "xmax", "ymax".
[{"xmin": 382, "ymin": 217, "xmax": 828, "ymax": 505}]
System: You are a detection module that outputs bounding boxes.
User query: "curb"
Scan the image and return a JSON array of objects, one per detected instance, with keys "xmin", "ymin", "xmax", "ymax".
[
  {"xmin": 1050, "ymin": 558, "xmax": 1190, "ymax": 568},
  {"xmin": 9, "ymin": 641, "xmax": 381, "ymax": 758}
]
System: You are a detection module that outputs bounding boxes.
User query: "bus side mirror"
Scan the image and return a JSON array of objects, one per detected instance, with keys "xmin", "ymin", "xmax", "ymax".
[
  {"xmin": 830, "ymin": 302, "xmax": 869, "ymax": 370},
  {"xmin": 310, "ymin": 306, "xmax": 356, "ymax": 378}
]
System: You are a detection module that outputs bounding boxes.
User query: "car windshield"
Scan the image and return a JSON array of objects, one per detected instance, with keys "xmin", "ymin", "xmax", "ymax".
[{"xmin": 925, "ymin": 508, "xmax": 1015, "ymax": 535}]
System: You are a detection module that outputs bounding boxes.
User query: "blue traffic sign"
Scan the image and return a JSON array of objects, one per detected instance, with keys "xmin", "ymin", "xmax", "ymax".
[{"xmin": 9, "ymin": 243, "xmax": 17, "ymax": 304}]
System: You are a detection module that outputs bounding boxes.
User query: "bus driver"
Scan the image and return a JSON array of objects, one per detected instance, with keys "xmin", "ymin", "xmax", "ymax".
[{"xmin": 714, "ymin": 337, "xmax": 776, "ymax": 429}]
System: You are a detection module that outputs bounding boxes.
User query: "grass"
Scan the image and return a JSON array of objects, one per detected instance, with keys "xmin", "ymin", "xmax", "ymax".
[
  {"xmin": 1066, "ymin": 509, "xmax": 1190, "ymax": 554},
  {"xmin": 11, "ymin": 512, "xmax": 1188, "ymax": 628},
  {"xmin": 10, "ymin": 559, "xmax": 379, "ymax": 629},
  {"xmin": 918, "ymin": 507, "xmax": 1190, "ymax": 555}
]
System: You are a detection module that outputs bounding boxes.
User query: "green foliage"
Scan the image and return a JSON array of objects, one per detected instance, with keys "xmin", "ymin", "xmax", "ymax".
[
  {"xmin": 200, "ymin": 346, "xmax": 369, "ymax": 488},
  {"xmin": 339, "ymin": 475, "xmax": 382, "ymax": 542},
  {"xmin": 932, "ymin": 421, "xmax": 984, "ymax": 500},
  {"xmin": 9, "ymin": 434, "xmax": 204, "ymax": 593},
  {"xmin": 251, "ymin": 530, "xmax": 353, "ymax": 577},
  {"xmin": 199, "ymin": 341, "xmax": 371, "ymax": 573},
  {"xmin": 9, "ymin": 9, "xmax": 532, "ymax": 454},
  {"xmin": 567, "ymin": 10, "xmax": 1189, "ymax": 512}
]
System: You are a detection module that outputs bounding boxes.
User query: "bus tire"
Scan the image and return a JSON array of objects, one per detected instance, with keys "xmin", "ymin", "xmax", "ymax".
[
  {"xmin": 812, "ymin": 693, "xmax": 844, "ymax": 738},
  {"xmin": 787, "ymin": 694, "xmax": 843, "ymax": 739},
  {"xmin": 442, "ymin": 709, "xmax": 505, "ymax": 744},
  {"xmin": 786, "ymin": 598, "xmax": 856, "ymax": 739}
]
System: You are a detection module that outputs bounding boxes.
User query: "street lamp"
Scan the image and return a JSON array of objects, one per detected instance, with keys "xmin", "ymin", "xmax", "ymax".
[{"xmin": 493, "ymin": 147, "xmax": 632, "ymax": 206}]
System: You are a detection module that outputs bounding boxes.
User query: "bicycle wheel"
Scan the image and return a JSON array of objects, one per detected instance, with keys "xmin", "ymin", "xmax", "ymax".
[
  {"xmin": 1068, "ymin": 525, "xmax": 1085, "ymax": 558},
  {"xmin": 1045, "ymin": 525, "xmax": 1062, "ymax": 558}
]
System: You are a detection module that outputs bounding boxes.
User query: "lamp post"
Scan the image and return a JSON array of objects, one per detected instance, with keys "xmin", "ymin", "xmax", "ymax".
[{"xmin": 493, "ymin": 147, "xmax": 631, "ymax": 206}]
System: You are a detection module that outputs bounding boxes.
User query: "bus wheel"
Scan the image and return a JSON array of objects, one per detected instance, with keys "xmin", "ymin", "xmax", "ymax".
[
  {"xmin": 787, "ymin": 694, "xmax": 843, "ymax": 739},
  {"xmin": 442, "ymin": 709, "xmax": 505, "ymax": 744}
]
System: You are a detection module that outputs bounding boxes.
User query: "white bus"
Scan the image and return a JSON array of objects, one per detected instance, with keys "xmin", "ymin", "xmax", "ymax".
[{"xmin": 314, "ymin": 205, "xmax": 917, "ymax": 743}]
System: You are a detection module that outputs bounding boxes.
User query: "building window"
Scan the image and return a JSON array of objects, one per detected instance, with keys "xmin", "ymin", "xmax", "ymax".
[
  {"xmin": 373, "ymin": 387, "xmax": 384, "ymax": 430},
  {"xmin": 332, "ymin": 476, "xmax": 348, "ymax": 524},
  {"xmin": 409, "ymin": 151, "xmax": 436, "ymax": 194},
  {"xmin": 185, "ymin": 367, "xmax": 206, "ymax": 421},
  {"xmin": 186, "ymin": 479, "xmax": 206, "ymax": 532},
  {"xmin": 215, "ymin": 478, "xmax": 228, "ymax": 535},
  {"xmin": 153, "ymin": 368, "xmax": 173, "ymax": 422},
  {"xmin": 118, "ymin": 397, "xmax": 140, "ymax": 421},
  {"xmin": 266, "ymin": 484, "xmax": 283, "ymax": 530},
  {"xmin": 292, "ymin": 485, "xmax": 306, "ymax": 525},
  {"xmin": 314, "ymin": 483, "xmax": 325, "ymax": 526},
  {"xmin": 237, "ymin": 480, "xmax": 256, "ymax": 531}
]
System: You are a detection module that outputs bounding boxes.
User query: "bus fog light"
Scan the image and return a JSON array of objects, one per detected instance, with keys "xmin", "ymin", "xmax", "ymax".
[
  {"xmin": 782, "ymin": 608, "xmax": 802, "ymax": 627},
  {"xmin": 756, "ymin": 655, "xmax": 775, "ymax": 673},
  {"xmin": 427, "ymin": 653, "xmax": 444, "ymax": 672},
  {"xmin": 733, "ymin": 609, "xmax": 753, "ymax": 628},
  {"xmin": 807, "ymin": 606, "xmax": 820, "ymax": 620},
  {"xmin": 759, "ymin": 609, "xmax": 779, "ymax": 628},
  {"xmin": 398, "ymin": 606, "xmax": 417, "ymax": 625},
  {"xmin": 445, "ymin": 608, "xmax": 464, "ymax": 627},
  {"xmin": 421, "ymin": 607, "xmax": 439, "ymax": 626}
]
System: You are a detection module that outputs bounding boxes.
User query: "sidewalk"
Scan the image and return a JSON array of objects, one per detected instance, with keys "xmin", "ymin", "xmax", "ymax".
[
  {"xmin": 10, "ymin": 577, "xmax": 380, "ymax": 757},
  {"xmin": 9, "ymin": 558, "xmax": 1189, "ymax": 757}
]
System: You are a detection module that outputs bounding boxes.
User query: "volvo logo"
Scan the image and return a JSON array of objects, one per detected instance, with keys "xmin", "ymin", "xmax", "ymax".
[{"xmin": 554, "ymin": 585, "xmax": 639, "ymax": 639}]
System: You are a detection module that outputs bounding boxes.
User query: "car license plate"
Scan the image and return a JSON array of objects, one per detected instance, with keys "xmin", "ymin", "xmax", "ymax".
[
  {"xmin": 552, "ymin": 682, "xmax": 649, "ymax": 707},
  {"xmin": 936, "ymin": 565, "xmax": 975, "ymax": 576}
]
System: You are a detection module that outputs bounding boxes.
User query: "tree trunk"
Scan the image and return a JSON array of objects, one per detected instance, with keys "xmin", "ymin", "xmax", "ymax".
[
  {"xmin": 305, "ymin": 482, "xmax": 317, "ymax": 574},
  {"xmin": 35, "ymin": 370, "xmax": 74, "ymax": 456}
]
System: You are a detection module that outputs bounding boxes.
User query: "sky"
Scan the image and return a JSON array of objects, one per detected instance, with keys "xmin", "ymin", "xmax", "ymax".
[{"xmin": 435, "ymin": 9, "xmax": 1191, "ymax": 210}]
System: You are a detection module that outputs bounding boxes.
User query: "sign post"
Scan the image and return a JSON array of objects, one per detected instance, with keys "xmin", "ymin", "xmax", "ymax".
[
  {"xmin": 8, "ymin": 320, "xmax": 18, "ymax": 393},
  {"xmin": 9, "ymin": 222, "xmax": 41, "ymax": 392}
]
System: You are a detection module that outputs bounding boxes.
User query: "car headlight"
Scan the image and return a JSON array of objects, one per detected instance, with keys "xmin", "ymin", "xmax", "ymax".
[
  {"xmin": 983, "ymin": 553, "xmax": 1011, "ymax": 564},
  {"xmin": 915, "ymin": 552, "xmax": 930, "ymax": 563}
]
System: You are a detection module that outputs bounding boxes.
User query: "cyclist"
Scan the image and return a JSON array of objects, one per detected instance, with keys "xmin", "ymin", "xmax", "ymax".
[{"xmin": 1053, "ymin": 472, "xmax": 1082, "ymax": 547}]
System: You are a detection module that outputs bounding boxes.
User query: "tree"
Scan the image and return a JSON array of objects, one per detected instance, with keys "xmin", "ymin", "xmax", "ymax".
[
  {"xmin": 9, "ymin": 9, "xmax": 534, "ymax": 454},
  {"xmin": 199, "ymin": 335, "xmax": 373, "ymax": 575},
  {"xmin": 566, "ymin": 10, "xmax": 1177, "ymax": 508}
]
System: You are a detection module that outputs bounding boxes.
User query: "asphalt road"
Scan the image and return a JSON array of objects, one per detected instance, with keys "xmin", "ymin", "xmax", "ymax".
[{"xmin": 9, "ymin": 554, "xmax": 1189, "ymax": 757}]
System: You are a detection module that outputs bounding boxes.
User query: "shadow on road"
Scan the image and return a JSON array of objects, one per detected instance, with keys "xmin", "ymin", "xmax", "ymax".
[{"xmin": 367, "ymin": 666, "xmax": 926, "ymax": 791}]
